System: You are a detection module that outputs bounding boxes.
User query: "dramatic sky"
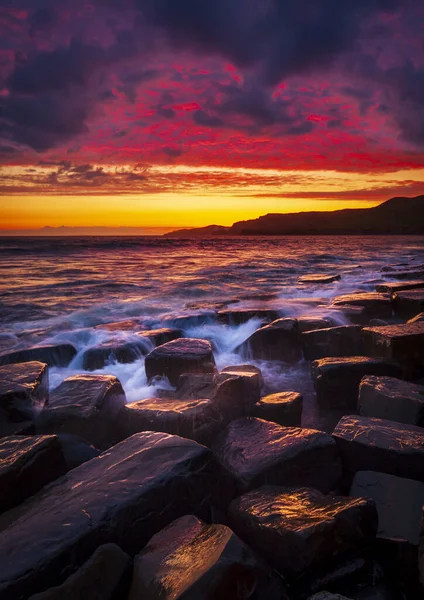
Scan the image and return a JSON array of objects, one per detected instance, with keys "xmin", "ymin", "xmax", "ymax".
[{"xmin": 1, "ymin": 0, "xmax": 424, "ymax": 230}]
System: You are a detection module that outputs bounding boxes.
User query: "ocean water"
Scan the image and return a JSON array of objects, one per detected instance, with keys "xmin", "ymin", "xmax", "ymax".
[{"xmin": 1, "ymin": 235, "xmax": 424, "ymax": 427}]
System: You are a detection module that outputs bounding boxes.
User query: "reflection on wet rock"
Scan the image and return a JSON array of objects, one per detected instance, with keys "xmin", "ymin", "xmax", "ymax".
[
  {"xmin": 252, "ymin": 391, "xmax": 303, "ymax": 427},
  {"xmin": 358, "ymin": 376, "xmax": 424, "ymax": 426}
]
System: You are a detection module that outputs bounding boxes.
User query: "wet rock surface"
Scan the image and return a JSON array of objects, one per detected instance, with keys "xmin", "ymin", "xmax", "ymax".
[
  {"xmin": 82, "ymin": 338, "xmax": 149, "ymax": 370},
  {"xmin": 299, "ymin": 274, "xmax": 341, "ymax": 284},
  {"xmin": 228, "ymin": 486, "xmax": 377, "ymax": 584},
  {"xmin": 213, "ymin": 417, "xmax": 341, "ymax": 493},
  {"xmin": 136, "ymin": 327, "xmax": 182, "ymax": 346},
  {"xmin": 212, "ymin": 371, "xmax": 261, "ymax": 418},
  {"xmin": 29, "ymin": 543, "xmax": 131, "ymax": 600},
  {"xmin": 376, "ymin": 280, "xmax": 424, "ymax": 294},
  {"xmin": 362, "ymin": 322, "xmax": 424, "ymax": 378},
  {"xmin": 0, "ymin": 344, "xmax": 77, "ymax": 367},
  {"xmin": 350, "ymin": 471, "xmax": 424, "ymax": 545},
  {"xmin": 312, "ymin": 357, "xmax": 402, "ymax": 409},
  {"xmin": 0, "ymin": 435, "xmax": 67, "ymax": 513},
  {"xmin": 217, "ymin": 307, "xmax": 280, "ymax": 325},
  {"xmin": 393, "ymin": 289, "xmax": 424, "ymax": 320},
  {"xmin": 0, "ymin": 432, "xmax": 228, "ymax": 600},
  {"xmin": 0, "ymin": 361, "xmax": 48, "ymax": 428},
  {"xmin": 145, "ymin": 338, "xmax": 216, "ymax": 385},
  {"xmin": 252, "ymin": 391, "xmax": 303, "ymax": 427},
  {"xmin": 358, "ymin": 376, "xmax": 424, "ymax": 425},
  {"xmin": 333, "ymin": 415, "xmax": 424, "ymax": 482},
  {"xmin": 302, "ymin": 325, "xmax": 364, "ymax": 361},
  {"xmin": 236, "ymin": 318, "xmax": 302, "ymax": 362},
  {"xmin": 36, "ymin": 374, "xmax": 126, "ymax": 449},
  {"xmin": 128, "ymin": 514, "xmax": 283, "ymax": 600},
  {"xmin": 330, "ymin": 293, "xmax": 393, "ymax": 321}
]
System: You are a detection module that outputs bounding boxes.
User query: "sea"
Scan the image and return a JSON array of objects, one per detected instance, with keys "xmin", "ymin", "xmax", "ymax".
[{"xmin": 1, "ymin": 235, "xmax": 424, "ymax": 428}]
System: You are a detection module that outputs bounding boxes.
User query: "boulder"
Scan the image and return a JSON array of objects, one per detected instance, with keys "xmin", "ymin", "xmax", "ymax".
[
  {"xmin": 137, "ymin": 327, "xmax": 182, "ymax": 346},
  {"xmin": 236, "ymin": 318, "xmax": 302, "ymax": 362},
  {"xmin": 82, "ymin": 338, "xmax": 149, "ymax": 371},
  {"xmin": 350, "ymin": 471, "xmax": 424, "ymax": 545},
  {"xmin": 128, "ymin": 515, "xmax": 284, "ymax": 600},
  {"xmin": 212, "ymin": 372, "xmax": 261, "ymax": 418},
  {"xmin": 29, "ymin": 543, "xmax": 130, "ymax": 600},
  {"xmin": 94, "ymin": 319, "xmax": 142, "ymax": 332},
  {"xmin": 0, "ymin": 344, "xmax": 76, "ymax": 367},
  {"xmin": 393, "ymin": 290, "xmax": 424, "ymax": 320},
  {"xmin": 358, "ymin": 376, "xmax": 424, "ymax": 426},
  {"xmin": 228, "ymin": 486, "xmax": 377, "ymax": 583},
  {"xmin": 252, "ymin": 391, "xmax": 303, "ymax": 427},
  {"xmin": 36, "ymin": 374, "xmax": 126, "ymax": 449},
  {"xmin": 330, "ymin": 292, "xmax": 393, "ymax": 321},
  {"xmin": 163, "ymin": 311, "xmax": 216, "ymax": 329},
  {"xmin": 376, "ymin": 280, "xmax": 424, "ymax": 294},
  {"xmin": 0, "ymin": 431, "xmax": 230, "ymax": 600},
  {"xmin": 0, "ymin": 435, "xmax": 67, "ymax": 513},
  {"xmin": 145, "ymin": 338, "xmax": 216, "ymax": 386},
  {"xmin": 362, "ymin": 322, "xmax": 424, "ymax": 378},
  {"xmin": 302, "ymin": 325, "xmax": 364, "ymax": 361},
  {"xmin": 333, "ymin": 415, "xmax": 424, "ymax": 482},
  {"xmin": 296, "ymin": 316, "xmax": 334, "ymax": 334},
  {"xmin": 0, "ymin": 361, "xmax": 48, "ymax": 423},
  {"xmin": 117, "ymin": 397, "xmax": 223, "ymax": 444},
  {"xmin": 171, "ymin": 373, "xmax": 216, "ymax": 400},
  {"xmin": 299, "ymin": 274, "xmax": 341, "ymax": 284},
  {"xmin": 221, "ymin": 364, "xmax": 264, "ymax": 387},
  {"xmin": 217, "ymin": 308, "xmax": 280, "ymax": 325},
  {"xmin": 212, "ymin": 417, "xmax": 341, "ymax": 493},
  {"xmin": 320, "ymin": 305, "xmax": 369, "ymax": 325},
  {"xmin": 312, "ymin": 357, "xmax": 402, "ymax": 409},
  {"xmin": 56, "ymin": 434, "xmax": 101, "ymax": 470}
]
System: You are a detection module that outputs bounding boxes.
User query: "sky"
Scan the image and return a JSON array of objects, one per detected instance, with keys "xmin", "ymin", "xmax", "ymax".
[{"xmin": 1, "ymin": 0, "xmax": 424, "ymax": 231}]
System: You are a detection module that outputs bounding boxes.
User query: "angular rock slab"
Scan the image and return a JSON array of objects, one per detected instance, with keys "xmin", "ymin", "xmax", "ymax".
[
  {"xmin": 0, "ymin": 344, "xmax": 76, "ymax": 367},
  {"xmin": 221, "ymin": 364, "xmax": 264, "ymax": 387},
  {"xmin": 117, "ymin": 397, "xmax": 223, "ymax": 444},
  {"xmin": 145, "ymin": 338, "xmax": 216, "ymax": 386},
  {"xmin": 212, "ymin": 371, "xmax": 261, "ymax": 418},
  {"xmin": 236, "ymin": 318, "xmax": 302, "ymax": 362},
  {"xmin": 137, "ymin": 327, "xmax": 182, "ymax": 347},
  {"xmin": 350, "ymin": 471, "xmax": 424, "ymax": 545},
  {"xmin": 128, "ymin": 515, "xmax": 284, "ymax": 600},
  {"xmin": 82, "ymin": 338, "xmax": 149, "ymax": 370},
  {"xmin": 299, "ymin": 274, "xmax": 341, "ymax": 284},
  {"xmin": 362, "ymin": 322, "xmax": 424, "ymax": 378},
  {"xmin": 393, "ymin": 289, "xmax": 424, "ymax": 320},
  {"xmin": 228, "ymin": 486, "xmax": 377, "ymax": 582},
  {"xmin": 252, "ymin": 391, "xmax": 303, "ymax": 427},
  {"xmin": 0, "ymin": 361, "xmax": 48, "ymax": 422},
  {"xmin": 217, "ymin": 308, "xmax": 280, "ymax": 325},
  {"xmin": 312, "ymin": 357, "xmax": 402, "ymax": 409},
  {"xmin": 29, "ymin": 544, "xmax": 130, "ymax": 600},
  {"xmin": 0, "ymin": 435, "xmax": 67, "ymax": 513},
  {"xmin": 302, "ymin": 325, "xmax": 364, "ymax": 361},
  {"xmin": 36, "ymin": 374, "xmax": 126, "ymax": 449},
  {"xmin": 330, "ymin": 292, "xmax": 393, "ymax": 321},
  {"xmin": 0, "ymin": 432, "xmax": 229, "ymax": 600},
  {"xmin": 358, "ymin": 376, "xmax": 424, "ymax": 426},
  {"xmin": 376, "ymin": 280, "xmax": 424, "ymax": 294},
  {"xmin": 333, "ymin": 415, "xmax": 424, "ymax": 481},
  {"xmin": 212, "ymin": 417, "xmax": 341, "ymax": 493}
]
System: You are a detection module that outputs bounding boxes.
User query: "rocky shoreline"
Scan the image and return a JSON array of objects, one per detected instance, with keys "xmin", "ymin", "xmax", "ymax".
[{"xmin": 1, "ymin": 268, "xmax": 424, "ymax": 599}]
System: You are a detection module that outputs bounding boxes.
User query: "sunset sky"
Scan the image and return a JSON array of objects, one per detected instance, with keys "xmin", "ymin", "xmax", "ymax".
[{"xmin": 1, "ymin": 1, "xmax": 424, "ymax": 231}]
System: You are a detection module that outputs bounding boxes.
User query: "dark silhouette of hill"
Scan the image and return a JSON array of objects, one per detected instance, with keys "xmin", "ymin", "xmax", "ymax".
[{"xmin": 165, "ymin": 195, "xmax": 424, "ymax": 237}]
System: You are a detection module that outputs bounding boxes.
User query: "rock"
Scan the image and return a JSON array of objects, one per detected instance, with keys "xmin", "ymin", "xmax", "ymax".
[
  {"xmin": 0, "ymin": 344, "xmax": 76, "ymax": 367},
  {"xmin": 333, "ymin": 415, "xmax": 424, "ymax": 482},
  {"xmin": 212, "ymin": 372, "xmax": 261, "ymax": 418},
  {"xmin": 212, "ymin": 417, "xmax": 341, "ymax": 493},
  {"xmin": 94, "ymin": 319, "xmax": 142, "ymax": 332},
  {"xmin": 0, "ymin": 435, "xmax": 67, "ymax": 513},
  {"xmin": 137, "ymin": 327, "xmax": 182, "ymax": 346},
  {"xmin": 29, "ymin": 543, "xmax": 131, "ymax": 600},
  {"xmin": 145, "ymin": 338, "xmax": 216, "ymax": 385},
  {"xmin": 299, "ymin": 274, "xmax": 341, "ymax": 284},
  {"xmin": 172, "ymin": 372, "xmax": 216, "ymax": 400},
  {"xmin": 56, "ymin": 434, "xmax": 101, "ymax": 470},
  {"xmin": 312, "ymin": 357, "xmax": 402, "ymax": 409},
  {"xmin": 393, "ymin": 290, "xmax": 424, "ymax": 320},
  {"xmin": 350, "ymin": 471, "xmax": 424, "ymax": 545},
  {"xmin": 358, "ymin": 376, "xmax": 424, "ymax": 426},
  {"xmin": 228, "ymin": 486, "xmax": 377, "ymax": 583},
  {"xmin": 252, "ymin": 391, "xmax": 303, "ymax": 427},
  {"xmin": 0, "ymin": 431, "xmax": 229, "ymax": 600},
  {"xmin": 82, "ymin": 338, "xmax": 149, "ymax": 370},
  {"xmin": 368, "ymin": 318, "xmax": 389, "ymax": 327},
  {"xmin": 221, "ymin": 364, "xmax": 264, "ymax": 387},
  {"xmin": 36, "ymin": 374, "xmax": 126, "ymax": 449},
  {"xmin": 128, "ymin": 515, "xmax": 284, "ymax": 600},
  {"xmin": 331, "ymin": 293, "xmax": 393, "ymax": 321},
  {"xmin": 117, "ymin": 397, "xmax": 223, "ymax": 444},
  {"xmin": 0, "ymin": 361, "xmax": 48, "ymax": 423},
  {"xmin": 163, "ymin": 311, "xmax": 216, "ymax": 329},
  {"xmin": 217, "ymin": 308, "xmax": 280, "ymax": 325},
  {"xmin": 408, "ymin": 312, "xmax": 424, "ymax": 323},
  {"xmin": 302, "ymin": 325, "xmax": 364, "ymax": 361},
  {"xmin": 376, "ymin": 280, "xmax": 424, "ymax": 294},
  {"xmin": 321, "ymin": 305, "xmax": 369, "ymax": 325},
  {"xmin": 236, "ymin": 318, "xmax": 302, "ymax": 362},
  {"xmin": 362, "ymin": 322, "xmax": 424, "ymax": 378},
  {"xmin": 296, "ymin": 316, "xmax": 334, "ymax": 334}
]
